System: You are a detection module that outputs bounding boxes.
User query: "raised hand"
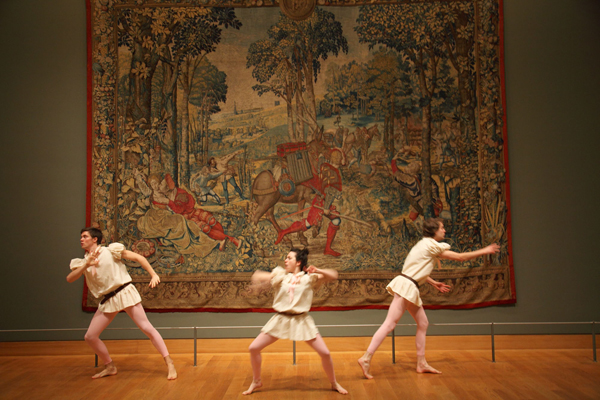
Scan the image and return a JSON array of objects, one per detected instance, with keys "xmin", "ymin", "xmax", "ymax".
[
  {"xmin": 86, "ymin": 248, "xmax": 101, "ymax": 277},
  {"xmin": 87, "ymin": 248, "xmax": 101, "ymax": 264},
  {"xmin": 306, "ymin": 265, "xmax": 318, "ymax": 274}
]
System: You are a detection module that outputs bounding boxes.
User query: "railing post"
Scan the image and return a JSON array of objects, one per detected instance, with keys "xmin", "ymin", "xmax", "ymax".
[
  {"xmin": 293, "ymin": 341, "xmax": 296, "ymax": 365},
  {"xmin": 491, "ymin": 322, "xmax": 495, "ymax": 363},
  {"xmin": 194, "ymin": 327, "xmax": 197, "ymax": 367},
  {"xmin": 593, "ymin": 321, "xmax": 597, "ymax": 363},
  {"xmin": 392, "ymin": 328, "xmax": 396, "ymax": 364}
]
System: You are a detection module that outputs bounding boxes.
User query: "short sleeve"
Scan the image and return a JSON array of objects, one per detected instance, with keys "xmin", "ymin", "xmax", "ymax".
[
  {"xmin": 107, "ymin": 243, "xmax": 126, "ymax": 260},
  {"xmin": 271, "ymin": 266, "xmax": 286, "ymax": 287},
  {"xmin": 425, "ymin": 238, "xmax": 451, "ymax": 257},
  {"xmin": 70, "ymin": 258, "xmax": 86, "ymax": 270}
]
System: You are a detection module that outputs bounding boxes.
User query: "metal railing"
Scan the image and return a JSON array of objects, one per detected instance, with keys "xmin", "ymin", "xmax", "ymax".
[{"xmin": 1, "ymin": 321, "xmax": 596, "ymax": 367}]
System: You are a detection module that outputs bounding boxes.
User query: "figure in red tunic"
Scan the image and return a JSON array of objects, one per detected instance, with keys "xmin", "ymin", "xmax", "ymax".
[
  {"xmin": 158, "ymin": 174, "xmax": 240, "ymax": 251},
  {"xmin": 274, "ymin": 149, "xmax": 344, "ymax": 257}
]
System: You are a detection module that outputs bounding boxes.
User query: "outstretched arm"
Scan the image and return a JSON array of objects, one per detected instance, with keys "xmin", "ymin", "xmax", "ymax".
[
  {"xmin": 249, "ymin": 270, "xmax": 273, "ymax": 293},
  {"xmin": 122, "ymin": 250, "xmax": 160, "ymax": 288},
  {"xmin": 218, "ymin": 150, "xmax": 242, "ymax": 165},
  {"xmin": 439, "ymin": 244, "xmax": 500, "ymax": 262},
  {"xmin": 306, "ymin": 265, "xmax": 338, "ymax": 283},
  {"xmin": 250, "ymin": 270, "xmax": 273, "ymax": 285}
]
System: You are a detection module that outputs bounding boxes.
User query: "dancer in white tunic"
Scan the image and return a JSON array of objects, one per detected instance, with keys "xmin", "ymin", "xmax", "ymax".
[
  {"xmin": 243, "ymin": 248, "xmax": 347, "ymax": 395},
  {"xmin": 67, "ymin": 227, "xmax": 177, "ymax": 380},
  {"xmin": 358, "ymin": 218, "xmax": 500, "ymax": 378}
]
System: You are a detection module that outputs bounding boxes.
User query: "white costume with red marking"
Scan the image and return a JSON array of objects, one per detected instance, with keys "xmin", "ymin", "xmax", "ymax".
[{"xmin": 261, "ymin": 267, "xmax": 320, "ymax": 341}]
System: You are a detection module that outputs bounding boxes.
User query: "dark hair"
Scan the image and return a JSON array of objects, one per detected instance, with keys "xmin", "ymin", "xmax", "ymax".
[
  {"xmin": 422, "ymin": 218, "xmax": 443, "ymax": 238},
  {"xmin": 81, "ymin": 227, "xmax": 103, "ymax": 244},
  {"xmin": 289, "ymin": 247, "xmax": 309, "ymax": 270}
]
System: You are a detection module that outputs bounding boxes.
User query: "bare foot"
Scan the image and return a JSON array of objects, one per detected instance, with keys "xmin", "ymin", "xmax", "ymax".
[
  {"xmin": 92, "ymin": 361, "xmax": 117, "ymax": 379},
  {"xmin": 243, "ymin": 379, "xmax": 262, "ymax": 395},
  {"xmin": 416, "ymin": 363, "xmax": 441, "ymax": 374},
  {"xmin": 165, "ymin": 356, "xmax": 177, "ymax": 380},
  {"xmin": 331, "ymin": 381, "xmax": 348, "ymax": 395},
  {"xmin": 358, "ymin": 357, "xmax": 373, "ymax": 379}
]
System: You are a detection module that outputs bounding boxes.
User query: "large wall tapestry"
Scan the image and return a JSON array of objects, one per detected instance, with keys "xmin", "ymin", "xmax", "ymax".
[{"xmin": 85, "ymin": 0, "xmax": 514, "ymax": 311}]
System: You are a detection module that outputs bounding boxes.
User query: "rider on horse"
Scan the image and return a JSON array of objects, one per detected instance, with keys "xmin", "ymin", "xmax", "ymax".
[{"xmin": 274, "ymin": 149, "xmax": 344, "ymax": 257}]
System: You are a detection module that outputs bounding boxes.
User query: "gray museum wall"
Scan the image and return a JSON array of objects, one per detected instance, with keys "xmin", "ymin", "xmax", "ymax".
[{"xmin": 0, "ymin": 0, "xmax": 598, "ymax": 341}]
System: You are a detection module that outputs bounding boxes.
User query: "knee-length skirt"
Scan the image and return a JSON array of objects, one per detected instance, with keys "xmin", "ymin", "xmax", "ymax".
[
  {"xmin": 386, "ymin": 275, "xmax": 422, "ymax": 307},
  {"xmin": 98, "ymin": 283, "xmax": 142, "ymax": 313},
  {"xmin": 261, "ymin": 313, "xmax": 319, "ymax": 341}
]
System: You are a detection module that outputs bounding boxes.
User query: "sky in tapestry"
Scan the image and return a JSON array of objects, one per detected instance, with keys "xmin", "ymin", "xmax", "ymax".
[{"xmin": 209, "ymin": 8, "xmax": 369, "ymax": 114}]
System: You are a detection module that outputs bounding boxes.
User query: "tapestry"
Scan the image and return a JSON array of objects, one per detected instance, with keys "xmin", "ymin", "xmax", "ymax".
[{"xmin": 85, "ymin": 0, "xmax": 515, "ymax": 312}]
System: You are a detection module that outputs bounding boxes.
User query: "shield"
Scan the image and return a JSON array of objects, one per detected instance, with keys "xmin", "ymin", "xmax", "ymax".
[{"xmin": 279, "ymin": 178, "xmax": 296, "ymax": 197}]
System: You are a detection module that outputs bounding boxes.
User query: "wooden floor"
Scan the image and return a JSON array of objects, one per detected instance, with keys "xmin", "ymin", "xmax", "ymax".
[{"xmin": 1, "ymin": 336, "xmax": 598, "ymax": 399}]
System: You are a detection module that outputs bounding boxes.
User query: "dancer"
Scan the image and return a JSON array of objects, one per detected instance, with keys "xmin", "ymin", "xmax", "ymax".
[
  {"xmin": 243, "ymin": 248, "xmax": 347, "ymax": 395},
  {"xmin": 358, "ymin": 218, "xmax": 499, "ymax": 378},
  {"xmin": 67, "ymin": 227, "xmax": 177, "ymax": 380}
]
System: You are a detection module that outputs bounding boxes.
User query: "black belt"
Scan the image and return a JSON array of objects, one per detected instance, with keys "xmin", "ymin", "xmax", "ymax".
[
  {"xmin": 277, "ymin": 311, "xmax": 306, "ymax": 316},
  {"xmin": 100, "ymin": 282, "xmax": 132, "ymax": 305},
  {"xmin": 399, "ymin": 273, "xmax": 419, "ymax": 289}
]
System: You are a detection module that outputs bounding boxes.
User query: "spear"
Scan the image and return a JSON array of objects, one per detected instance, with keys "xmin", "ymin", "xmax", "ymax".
[
  {"xmin": 277, "ymin": 207, "xmax": 311, "ymax": 221},
  {"xmin": 313, "ymin": 205, "xmax": 373, "ymax": 228},
  {"xmin": 276, "ymin": 206, "xmax": 373, "ymax": 228}
]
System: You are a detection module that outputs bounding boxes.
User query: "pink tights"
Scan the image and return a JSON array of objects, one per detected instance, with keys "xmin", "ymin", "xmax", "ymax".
[
  {"xmin": 248, "ymin": 332, "xmax": 338, "ymax": 384},
  {"xmin": 366, "ymin": 294, "xmax": 429, "ymax": 357},
  {"xmin": 84, "ymin": 303, "xmax": 169, "ymax": 365}
]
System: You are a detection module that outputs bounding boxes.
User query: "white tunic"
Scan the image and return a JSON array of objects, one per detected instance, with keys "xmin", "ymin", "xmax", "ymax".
[
  {"xmin": 261, "ymin": 267, "xmax": 320, "ymax": 341},
  {"xmin": 70, "ymin": 243, "xmax": 142, "ymax": 313},
  {"xmin": 386, "ymin": 238, "xmax": 451, "ymax": 307}
]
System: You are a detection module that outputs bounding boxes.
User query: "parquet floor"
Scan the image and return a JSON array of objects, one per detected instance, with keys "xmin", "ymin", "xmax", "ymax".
[{"xmin": 0, "ymin": 336, "xmax": 598, "ymax": 399}]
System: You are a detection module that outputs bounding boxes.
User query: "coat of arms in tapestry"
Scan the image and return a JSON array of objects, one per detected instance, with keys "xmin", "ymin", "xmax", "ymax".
[{"xmin": 85, "ymin": 0, "xmax": 514, "ymax": 311}]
